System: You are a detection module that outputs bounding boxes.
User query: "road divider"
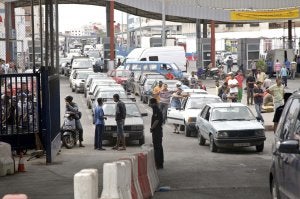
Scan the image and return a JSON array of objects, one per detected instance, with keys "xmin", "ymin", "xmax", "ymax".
[{"xmin": 0, "ymin": 142, "xmax": 14, "ymax": 177}]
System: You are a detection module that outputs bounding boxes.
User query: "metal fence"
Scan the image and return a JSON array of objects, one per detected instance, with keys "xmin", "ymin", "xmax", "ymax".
[{"xmin": 0, "ymin": 72, "xmax": 41, "ymax": 150}]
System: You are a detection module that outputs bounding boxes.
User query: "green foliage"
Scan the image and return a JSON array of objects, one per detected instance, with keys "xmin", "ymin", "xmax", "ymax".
[{"xmin": 256, "ymin": 59, "xmax": 267, "ymax": 72}]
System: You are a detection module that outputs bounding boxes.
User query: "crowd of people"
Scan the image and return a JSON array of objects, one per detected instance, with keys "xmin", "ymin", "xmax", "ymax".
[{"xmin": 0, "ymin": 59, "xmax": 18, "ymax": 74}]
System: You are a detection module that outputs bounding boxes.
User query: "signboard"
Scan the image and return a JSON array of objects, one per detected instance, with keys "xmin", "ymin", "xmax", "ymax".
[{"xmin": 231, "ymin": 8, "xmax": 299, "ymax": 21}]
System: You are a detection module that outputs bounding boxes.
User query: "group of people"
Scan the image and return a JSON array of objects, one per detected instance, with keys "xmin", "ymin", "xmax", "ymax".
[{"xmin": 0, "ymin": 59, "xmax": 18, "ymax": 74}]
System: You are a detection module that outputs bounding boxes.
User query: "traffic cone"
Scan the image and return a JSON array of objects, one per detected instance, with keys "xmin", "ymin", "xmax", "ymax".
[{"xmin": 18, "ymin": 152, "xmax": 25, "ymax": 172}]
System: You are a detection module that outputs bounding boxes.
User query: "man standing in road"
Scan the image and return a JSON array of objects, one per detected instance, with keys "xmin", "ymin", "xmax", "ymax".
[
  {"xmin": 253, "ymin": 81, "xmax": 265, "ymax": 124},
  {"xmin": 228, "ymin": 73, "xmax": 238, "ymax": 102},
  {"xmin": 291, "ymin": 61, "xmax": 297, "ymax": 80},
  {"xmin": 94, "ymin": 98, "xmax": 106, "ymax": 150},
  {"xmin": 149, "ymin": 98, "xmax": 164, "ymax": 169},
  {"xmin": 65, "ymin": 95, "xmax": 84, "ymax": 147},
  {"xmin": 235, "ymin": 70, "xmax": 244, "ymax": 102},
  {"xmin": 246, "ymin": 73, "xmax": 255, "ymax": 105},
  {"xmin": 159, "ymin": 84, "xmax": 172, "ymax": 124},
  {"xmin": 112, "ymin": 94, "xmax": 126, "ymax": 151},
  {"xmin": 267, "ymin": 78, "xmax": 284, "ymax": 110},
  {"xmin": 280, "ymin": 64, "xmax": 288, "ymax": 87},
  {"xmin": 256, "ymin": 68, "xmax": 266, "ymax": 83},
  {"xmin": 272, "ymin": 92, "xmax": 292, "ymax": 133},
  {"xmin": 250, "ymin": 60, "xmax": 257, "ymax": 78},
  {"xmin": 226, "ymin": 57, "xmax": 233, "ymax": 73},
  {"xmin": 152, "ymin": 80, "xmax": 163, "ymax": 102},
  {"xmin": 274, "ymin": 59, "xmax": 282, "ymax": 78}
]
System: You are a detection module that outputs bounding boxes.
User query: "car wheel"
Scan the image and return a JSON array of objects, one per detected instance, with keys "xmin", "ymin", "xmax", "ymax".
[
  {"xmin": 198, "ymin": 131, "xmax": 206, "ymax": 146},
  {"xmin": 184, "ymin": 125, "xmax": 191, "ymax": 137},
  {"xmin": 209, "ymin": 135, "xmax": 218, "ymax": 152},
  {"xmin": 271, "ymin": 177, "xmax": 281, "ymax": 199},
  {"xmin": 256, "ymin": 143, "xmax": 264, "ymax": 152},
  {"xmin": 139, "ymin": 137, "xmax": 145, "ymax": 146}
]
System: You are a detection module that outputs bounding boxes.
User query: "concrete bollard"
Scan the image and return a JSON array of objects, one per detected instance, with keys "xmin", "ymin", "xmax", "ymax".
[
  {"xmin": 127, "ymin": 156, "xmax": 143, "ymax": 199},
  {"xmin": 114, "ymin": 160, "xmax": 132, "ymax": 199},
  {"xmin": 80, "ymin": 169, "xmax": 98, "ymax": 199},
  {"xmin": 136, "ymin": 153, "xmax": 151, "ymax": 199},
  {"xmin": 100, "ymin": 162, "xmax": 121, "ymax": 199},
  {"xmin": 74, "ymin": 169, "xmax": 98, "ymax": 199},
  {"xmin": 142, "ymin": 148, "xmax": 159, "ymax": 195},
  {"xmin": 0, "ymin": 142, "xmax": 14, "ymax": 176}
]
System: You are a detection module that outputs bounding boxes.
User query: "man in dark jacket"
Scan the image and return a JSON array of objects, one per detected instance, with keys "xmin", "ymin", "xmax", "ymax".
[
  {"xmin": 112, "ymin": 94, "xmax": 126, "ymax": 150},
  {"xmin": 65, "ymin": 95, "xmax": 84, "ymax": 147},
  {"xmin": 149, "ymin": 98, "xmax": 164, "ymax": 169}
]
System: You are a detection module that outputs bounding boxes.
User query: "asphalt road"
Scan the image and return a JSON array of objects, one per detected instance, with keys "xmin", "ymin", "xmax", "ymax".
[{"xmin": 0, "ymin": 75, "xmax": 277, "ymax": 199}]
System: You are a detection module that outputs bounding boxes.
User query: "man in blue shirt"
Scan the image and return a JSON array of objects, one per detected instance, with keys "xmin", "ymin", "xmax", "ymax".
[
  {"xmin": 280, "ymin": 65, "xmax": 288, "ymax": 87},
  {"xmin": 94, "ymin": 98, "xmax": 106, "ymax": 150}
]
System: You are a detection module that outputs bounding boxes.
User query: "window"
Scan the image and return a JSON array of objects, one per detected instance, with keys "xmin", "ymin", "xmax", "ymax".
[
  {"xmin": 142, "ymin": 64, "xmax": 149, "ymax": 71},
  {"xmin": 250, "ymin": 23, "xmax": 259, "ymax": 27},
  {"xmin": 149, "ymin": 64, "xmax": 157, "ymax": 71},
  {"xmin": 131, "ymin": 64, "xmax": 142, "ymax": 71},
  {"xmin": 149, "ymin": 56, "xmax": 158, "ymax": 61},
  {"xmin": 226, "ymin": 24, "xmax": 234, "ymax": 28}
]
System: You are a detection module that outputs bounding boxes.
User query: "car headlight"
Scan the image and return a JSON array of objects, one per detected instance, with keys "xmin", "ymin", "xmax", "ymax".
[
  {"xmin": 105, "ymin": 126, "xmax": 112, "ymax": 131},
  {"xmin": 187, "ymin": 117, "xmax": 196, "ymax": 123},
  {"xmin": 217, "ymin": 131, "xmax": 229, "ymax": 138},
  {"xmin": 131, "ymin": 126, "xmax": 143, "ymax": 131},
  {"xmin": 255, "ymin": 130, "xmax": 265, "ymax": 136}
]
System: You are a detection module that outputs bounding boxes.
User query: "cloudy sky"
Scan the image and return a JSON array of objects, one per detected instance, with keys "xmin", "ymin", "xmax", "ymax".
[{"xmin": 58, "ymin": 4, "xmax": 124, "ymax": 32}]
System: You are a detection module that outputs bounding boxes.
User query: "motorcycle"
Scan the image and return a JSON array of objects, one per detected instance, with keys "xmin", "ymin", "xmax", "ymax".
[{"xmin": 61, "ymin": 112, "xmax": 79, "ymax": 149}]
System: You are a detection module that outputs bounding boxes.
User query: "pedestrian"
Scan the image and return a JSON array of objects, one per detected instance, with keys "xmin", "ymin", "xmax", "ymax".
[
  {"xmin": 226, "ymin": 57, "xmax": 233, "ymax": 73},
  {"xmin": 235, "ymin": 70, "xmax": 244, "ymax": 102},
  {"xmin": 246, "ymin": 73, "xmax": 255, "ymax": 105},
  {"xmin": 149, "ymin": 98, "xmax": 164, "ymax": 169},
  {"xmin": 284, "ymin": 59, "xmax": 291, "ymax": 74},
  {"xmin": 274, "ymin": 59, "xmax": 282, "ymax": 78},
  {"xmin": 253, "ymin": 81, "xmax": 264, "ymax": 124},
  {"xmin": 250, "ymin": 60, "xmax": 257, "ymax": 78},
  {"xmin": 218, "ymin": 82, "xmax": 228, "ymax": 101},
  {"xmin": 228, "ymin": 73, "xmax": 238, "ymax": 102},
  {"xmin": 256, "ymin": 68, "xmax": 266, "ymax": 83},
  {"xmin": 6, "ymin": 62, "xmax": 17, "ymax": 74},
  {"xmin": 117, "ymin": 58, "xmax": 122, "ymax": 67},
  {"xmin": 267, "ymin": 78, "xmax": 284, "ymax": 110},
  {"xmin": 290, "ymin": 61, "xmax": 297, "ymax": 80},
  {"xmin": 112, "ymin": 94, "xmax": 126, "ymax": 151},
  {"xmin": 263, "ymin": 77, "xmax": 272, "ymax": 90},
  {"xmin": 65, "ymin": 95, "xmax": 84, "ymax": 147},
  {"xmin": 188, "ymin": 71, "xmax": 198, "ymax": 88},
  {"xmin": 215, "ymin": 80, "xmax": 221, "ymax": 96},
  {"xmin": 280, "ymin": 64, "xmax": 288, "ymax": 87},
  {"xmin": 152, "ymin": 80, "xmax": 163, "ymax": 102},
  {"xmin": 272, "ymin": 92, "xmax": 292, "ymax": 133},
  {"xmin": 158, "ymin": 83, "xmax": 172, "ymax": 124},
  {"xmin": 93, "ymin": 98, "xmax": 107, "ymax": 150},
  {"xmin": 297, "ymin": 55, "xmax": 300, "ymax": 73}
]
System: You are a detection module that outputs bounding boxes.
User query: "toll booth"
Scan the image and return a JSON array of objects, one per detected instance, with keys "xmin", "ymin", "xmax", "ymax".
[
  {"xmin": 237, "ymin": 38, "xmax": 260, "ymax": 72},
  {"xmin": 200, "ymin": 38, "xmax": 211, "ymax": 68}
]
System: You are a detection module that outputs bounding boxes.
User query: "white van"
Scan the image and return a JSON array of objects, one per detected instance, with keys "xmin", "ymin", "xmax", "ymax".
[{"xmin": 125, "ymin": 46, "xmax": 187, "ymax": 72}]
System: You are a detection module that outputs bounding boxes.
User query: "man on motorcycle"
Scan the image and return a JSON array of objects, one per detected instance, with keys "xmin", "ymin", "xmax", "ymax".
[{"xmin": 65, "ymin": 95, "xmax": 84, "ymax": 147}]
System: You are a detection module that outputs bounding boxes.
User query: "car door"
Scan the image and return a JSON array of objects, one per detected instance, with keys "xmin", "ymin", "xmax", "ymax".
[
  {"xmin": 197, "ymin": 106, "xmax": 209, "ymax": 139},
  {"xmin": 167, "ymin": 97, "xmax": 187, "ymax": 125},
  {"xmin": 273, "ymin": 100, "xmax": 298, "ymax": 197},
  {"xmin": 201, "ymin": 107, "xmax": 212, "ymax": 139},
  {"xmin": 279, "ymin": 98, "xmax": 300, "ymax": 198}
]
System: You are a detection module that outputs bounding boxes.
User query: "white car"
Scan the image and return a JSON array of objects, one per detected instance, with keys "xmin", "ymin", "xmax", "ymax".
[
  {"xmin": 167, "ymin": 94, "xmax": 222, "ymax": 137},
  {"xmin": 196, "ymin": 103, "xmax": 265, "ymax": 153}
]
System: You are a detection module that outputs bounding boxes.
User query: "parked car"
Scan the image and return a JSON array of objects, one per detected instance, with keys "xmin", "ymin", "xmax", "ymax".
[
  {"xmin": 69, "ymin": 68, "xmax": 94, "ymax": 88},
  {"xmin": 59, "ymin": 57, "xmax": 71, "ymax": 75},
  {"xmin": 70, "ymin": 70, "xmax": 95, "ymax": 93},
  {"xmin": 140, "ymin": 77, "xmax": 166, "ymax": 104},
  {"xmin": 84, "ymin": 73, "xmax": 107, "ymax": 97},
  {"xmin": 269, "ymin": 91, "xmax": 300, "ymax": 199},
  {"xmin": 151, "ymin": 79, "xmax": 189, "ymax": 93},
  {"xmin": 135, "ymin": 72, "xmax": 166, "ymax": 96},
  {"xmin": 196, "ymin": 103, "xmax": 265, "ymax": 152},
  {"xmin": 167, "ymin": 94, "xmax": 222, "ymax": 137},
  {"xmin": 102, "ymin": 100, "xmax": 147, "ymax": 145},
  {"xmin": 107, "ymin": 69, "xmax": 131, "ymax": 86}
]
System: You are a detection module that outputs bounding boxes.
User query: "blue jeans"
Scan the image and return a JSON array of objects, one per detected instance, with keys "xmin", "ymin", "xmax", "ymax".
[
  {"xmin": 116, "ymin": 119, "xmax": 125, "ymax": 137},
  {"xmin": 255, "ymin": 103, "xmax": 264, "ymax": 122},
  {"xmin": 95, "ymin": 124, "xmax": 104, "ymax": 149}
]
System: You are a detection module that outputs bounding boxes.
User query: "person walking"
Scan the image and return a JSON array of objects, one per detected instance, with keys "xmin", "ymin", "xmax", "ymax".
[
  {"xmin": 267, "ymin": 78, "xmax": 284, "ymax": 110},
  {"xmin": 250, "ymin": 60, "xmax": 257, "ymax": 78},
  {"xmin": 226, "ymin": 57, "xmax": 233, "ymax": 73},
  {"xmin": 256, "ymin": 68, "xmax": 266, "ymax": 83},
  {"xmin": 159, "ymin": 83, "xmax": 172, "ymax": 124},
  {"xmin": 235, "ymin": 70, "xmax": 244, "ymax": 102},
  {"xmin": 188, "ymin": 71, "xmax": 198, "ymax": 88},
  {"xmin": 6, "ymin": 62, "xmax": 18, "ymax": 74},
  {"xmin": 280, "ymin": 64, "xmax": 288, "ymax": 87},
  {"xmin": 65, "ymin": 96, "xmax": 84, "ymax": 147},
  {"xmin": 94, "ymin": 98, "xmax": 106, "ymax": 150},
  {"xmin": 274, "ymin": 59, "xmax": 282, "ymax": 78},
  {"xmin": 246, "ymin": 73, "xmax": 255, "ymax": 105},
  {"xmin": 253, "ymin": 81, "xmax": 264, "ymax": 124},
  {"xmin": 149, "ymin": 98, "xmax": 164, "ymax": 169},
  {"xmin": 112, "ymin": 94, "xmax": 127, "ymax": 151}
]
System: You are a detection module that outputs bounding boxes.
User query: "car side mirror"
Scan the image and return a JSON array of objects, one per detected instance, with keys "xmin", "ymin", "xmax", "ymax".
[
  {"xmin": 141, "ymin": 113, "xmax": 148, "ymax": 117},
  {"xmin": 278, "ymin": 140, "xmax": 300, "ymax": 154}
]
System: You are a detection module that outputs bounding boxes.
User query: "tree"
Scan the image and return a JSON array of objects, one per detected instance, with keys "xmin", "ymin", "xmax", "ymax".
[{"xmin": 256, "ymin": 59, "xmax": 267, "ymax": 72}]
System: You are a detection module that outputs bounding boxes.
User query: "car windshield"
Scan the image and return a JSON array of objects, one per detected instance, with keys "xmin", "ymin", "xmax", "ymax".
[
  {"xmin": 186, "ymin": 97, "xmax": 222, "ymax": 109},
  {"xmin": 77, "ymin": 73, "xmax": 91, "ymax": 79},
  {"xmin": 212, "ymin": 106, "xmax": 256, "ymax": 121},
  {"xmin": 96, "ymin": 91, "xmax": 127, "ymax": 99},
  {"xmin": 103, "ymin": 103, "xmax": 141, "ymax": 117},
  {"xmin": 115, "ymin": 70, "xmax": 130, "ymax": 77}
]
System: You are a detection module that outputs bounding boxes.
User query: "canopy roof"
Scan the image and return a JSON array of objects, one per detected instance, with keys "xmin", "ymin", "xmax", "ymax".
[{"xmin": 14, "ymin": 0, "xmax": 300, "ymax": 23}]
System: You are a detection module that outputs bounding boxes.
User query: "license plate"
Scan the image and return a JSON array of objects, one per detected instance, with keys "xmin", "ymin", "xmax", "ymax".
[
  {"xmin": 113, "ymin": 133, "xmax": 129, "ymax": 137},
  {"xmin": 233, "ymin": 143, "xmax": 250, "ymax": 147}
]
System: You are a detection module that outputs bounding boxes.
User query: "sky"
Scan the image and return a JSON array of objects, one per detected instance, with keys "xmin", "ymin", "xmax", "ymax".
[{"xmin": 58, "ymin": 4, "xmax": 124, "ymax": 32}]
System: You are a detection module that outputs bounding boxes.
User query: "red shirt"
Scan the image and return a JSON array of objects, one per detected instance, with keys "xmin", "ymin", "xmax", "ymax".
[{"xmin": 235, "ymin": 75, "xmax": 244, "ymax": 88}]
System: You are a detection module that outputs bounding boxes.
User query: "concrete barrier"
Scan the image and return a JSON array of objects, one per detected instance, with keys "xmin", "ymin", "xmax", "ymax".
[
  {"xmin": 2, "ymin": 194, "xmax": 28, "ymax": 199},
  {"xmin": 0, "ymin": 142, "xmax": 14, "ymax": 177},
  {"xmin": 136, "ymin": 153, "xmax": 152, "ymax": 199},
  {"xmin": 114, "ymin": 160, "xmax": 132, "ymax": 199},
  {"xmin": 74, "ymin": 169, "xmax": 98, "ymax": 199},
  {"xmin": 141, "ymin": 145, "xmax": 159, "ymax": 195}
]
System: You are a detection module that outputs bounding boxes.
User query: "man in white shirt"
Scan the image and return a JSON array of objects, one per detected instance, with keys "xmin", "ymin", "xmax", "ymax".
[{"xmin": 228, "ymin": 73, "xmax": 239, "ymax": 102}]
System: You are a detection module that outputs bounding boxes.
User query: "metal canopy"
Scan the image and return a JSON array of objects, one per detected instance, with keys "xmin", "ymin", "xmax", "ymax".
[{"xmin": 13, "ymin": 0, "xmax": 300, "ymax": 23}]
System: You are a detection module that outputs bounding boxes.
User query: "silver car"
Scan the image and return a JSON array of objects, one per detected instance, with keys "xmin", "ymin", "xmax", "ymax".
[{"xmin": 196, "ymin": 103, "xmax": 265, "ymax": 152}]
